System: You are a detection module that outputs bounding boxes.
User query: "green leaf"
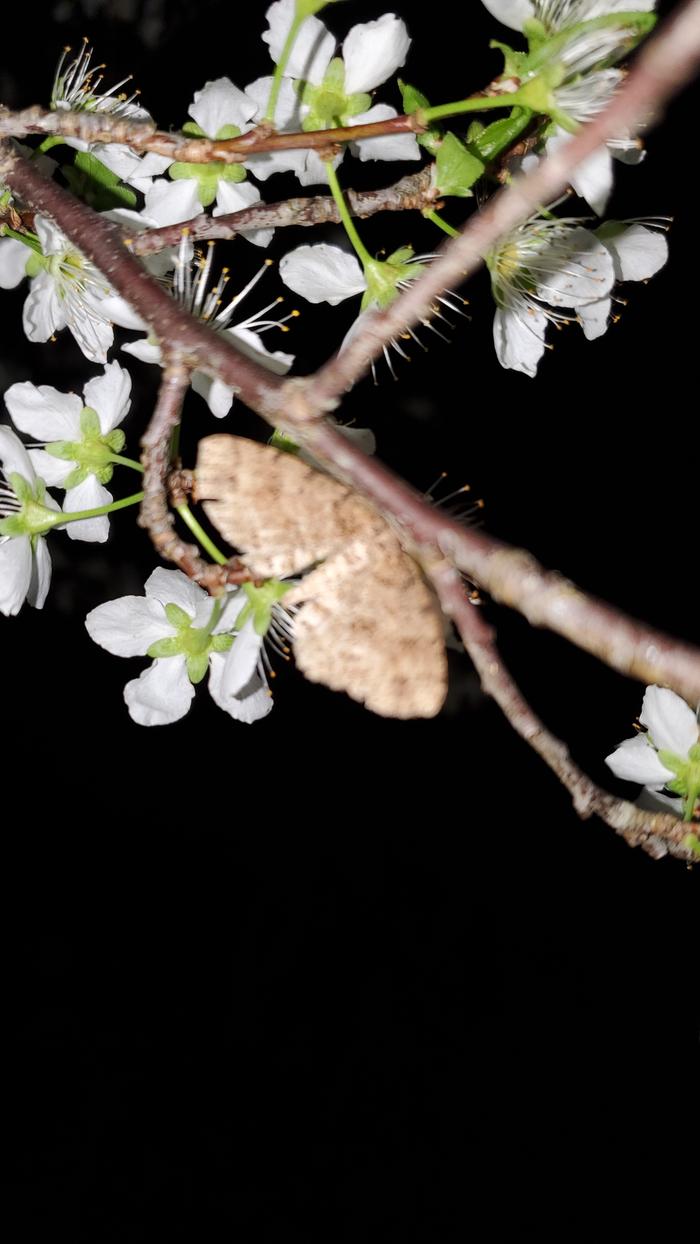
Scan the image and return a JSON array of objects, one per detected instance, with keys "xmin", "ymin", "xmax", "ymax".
[
  {"xmin": 490, "ymin": 39, "xmax": 529, "ymax": 78},
  {"xmin": 64, "ymin": 154, "xmax": 137, "ymax": 210},
  {"xmin": 269, "ymin": 429, "xmax": 301, "ymax": 455},
  {"xmin": 398, "ymin": 78, "xmax": 441, "ymax": 153},
  {"xmin": 434, "ymin": 132, "xmax": 484, "ymax": 198},
  {"xmin": 469, "ymin": 109, "xmax": 531, "ymax": 163}
]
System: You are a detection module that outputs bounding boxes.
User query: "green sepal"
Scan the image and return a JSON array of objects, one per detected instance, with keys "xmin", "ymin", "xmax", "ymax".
[
  {"xmin": 211, "ymin": 633, "xmax": 234, "ymax": 653},
  {"xmin": 182, "ymin": 121, "xmax": 205, "ymax": 138},
  {"xmin": 523, "ymin": 12, "xmax": 656, "ymax": 78},
  {"xmin": 165, "ymin": 602, "xmax": 194, "ymax": 629},
  {"xmin": 657, "ymin": 749, "xmax": 687, "ymax": 781},
  {"xmin": 105, "ymin": 429, "xmax": 126, "ymax": 454},
  {"xmin": 169, "ymin": 160, "xmax": 246, "ymax": 206},
  {"xmin": 234, "ymin": 601, "xmax": 252, "ymax": 630},
  {"xmin": 269, "ymin": 429, "xmax": 301, "ymax": 455},
  {"xmin": 398, "ymin": 79, "xmax": 441, "ymax": 154},
  {"xmin": 683, "ymin": 834, "xmax": 700, "ymax": 856},
  {"xmin": 80, "ymin": 406, "xmax": 101, "ymax": 438},
  {"xmin": 522, "ymin": 17, "xmax": 548, "ymax": 51},
  {"xmin": 25, "ymin": 252, "xmax": 44, "ymax": 277},
  {"xmin": 147, "ymin": 636, "xmax": 182, "ymax": 659},
  {"xmin": 186, "ymin": 651, "xmax": 210, "ymax": 684},
  {"xmin": 434, "ymin": 131, "xmax": 483, "ymax": 198},
  {"xmin": 0, "ymin": 515, "xmax": 25, "ymax": 537},
  {"xmin": 45, "ymin": 440, "xmax": 76, "ymax": 461},
  {"xmin": 241, "ymin": 578, "xmax": 292, "ymax": 637},
  {"xmin": 182, "ymin": 119, "xmax": 242, "ymax": 142},
  {"xmin": 362, "ymin": 247, "xmax": 422, "ymax": 311},
  {"xmin": 490, "ymin": 40, "xmax": 529, "ymax": 78},
  {"xmin": 300, "ymin": 58, "xmax": 370, "ymax": 131},
  {"xmin": 62, "ymin": 465, "xmax": 89, "ymax": 490},
  {"xmin": 8, "ymin": 472, "xmax": 34, "ymax": 504},
  {"xmin": 64, "ymin": 151, "xmax": 137, "ymax": 210}
]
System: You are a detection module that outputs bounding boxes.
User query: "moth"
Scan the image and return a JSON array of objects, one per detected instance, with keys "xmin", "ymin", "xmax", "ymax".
[{"xmin": 194, "ymin": 435, "xmax": 448, "ymax": 719}]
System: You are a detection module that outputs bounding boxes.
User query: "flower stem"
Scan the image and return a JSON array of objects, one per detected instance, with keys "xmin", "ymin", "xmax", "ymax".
[
  {"xmin": 35, "ymin": 136, "xmax": 65, "ymax": 156},
  {"xmin": 60, "ymin": 491, "xmax": 144, "ymax": 524},
  {"xmin": 424, "ymin": 210, "xmax": 459, "ymax": 239},
  {"xmin": 175, "ymin": 502, "xmax": 229, "ymax": 566},
  {"xmin": 421, "ymin": 93, "xmax": 524, "ymax": 125},
  {"xmin": 108, "ymin": 453, "xmax": 144, "ymax": 473},
  {"xmin": 325, "ymin": 161, "xmax": 373, "ymax": 269},
  {"xmin": 264, "ymin": 14, "xmax": 304, "ymax": 123}
]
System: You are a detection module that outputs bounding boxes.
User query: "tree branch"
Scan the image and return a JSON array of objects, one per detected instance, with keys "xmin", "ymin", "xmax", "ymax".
[{"xmin": 431, "ymin": 563, "xmax": 695, "ymax": 863}]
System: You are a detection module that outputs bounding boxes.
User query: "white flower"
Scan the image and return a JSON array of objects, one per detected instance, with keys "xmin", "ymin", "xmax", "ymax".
[
  {"xmin": 246, "ymin": 2, "xmax": 419, "ymax": 185},
  {"xmin": 117, "ymin": 237, "xmax": 295, "ymax": 420},
  {"xmin": 606, "ymin": 686, "xmax": 700, "ymax": 820},
  {"xmin": 85, "ymin": 568, "xmax": 272, "ymax": 726},
  {"xmin": 219, "ymin": 579, "xmax": 296, "ymax": 715},
  {"xmin": 481, "ymin": 2, "xmax": 656, "ymax": 34},
  {"xmin": 486, "ymin": 215, "xmax": 617, "ymax": 376},
  {"xmin": 0, "ymin": 217, "xmax": 126, "ymax": 363},
  {"xmin": 576, "ymin": 220, "xmax": 668, "ymax": 340},
  {"xmin": 0, "ymin": 426, "xmax": 60, "ymax": 615},
  {"xmin": 4, "ymin": 361, "xmax": 132, "ymax": 543}
]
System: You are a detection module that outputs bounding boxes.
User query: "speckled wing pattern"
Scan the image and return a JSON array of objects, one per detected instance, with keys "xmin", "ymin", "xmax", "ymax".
[{"xmin": 194, "ymin": 435, "xmax": 447, "ymax": 718}]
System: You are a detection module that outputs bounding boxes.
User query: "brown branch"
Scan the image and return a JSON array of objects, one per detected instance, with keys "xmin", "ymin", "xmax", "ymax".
[
  {"xmin": 0, "ymin": 105, "xmax": 426, "ymax": 164},
  {"xmin": 129, "ymin": 168, "xmax": 437, "ymax": 256},
  {"xmin": 307, "ymin": 0, "xmax": 700, "ymax": 405},
  {"xmin": 431, "ymin": 564, "xmax": 695, "ymax": 863}
]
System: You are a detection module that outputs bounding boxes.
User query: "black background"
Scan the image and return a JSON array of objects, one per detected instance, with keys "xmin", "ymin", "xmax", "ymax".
[{"xmin": 3, "ymin": 0, "xmax": 699, "ymax": 1236}]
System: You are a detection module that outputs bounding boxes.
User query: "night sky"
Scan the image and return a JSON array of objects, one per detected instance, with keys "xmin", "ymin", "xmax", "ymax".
[{"xmin": 3, "ymin": 1, "xmax": 698, "ymax": 1236}]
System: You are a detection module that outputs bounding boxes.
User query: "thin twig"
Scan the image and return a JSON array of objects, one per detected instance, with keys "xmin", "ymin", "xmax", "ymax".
[{"xmin": 431, "ymin": 563, "xmax": 695, "ymax": 863}]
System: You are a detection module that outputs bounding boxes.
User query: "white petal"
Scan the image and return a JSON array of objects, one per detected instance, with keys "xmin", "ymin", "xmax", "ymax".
[
  {"xmin": 599, "ymin": 223, "xmax": 668, "ymax": 283},
  {"xmin": 536, "ymin": 227, "xmax": 614, "ymax": 308},
  {"xmin": 605, "ymin": 733, "xmax": 675, "ymax": 789},
  {"xmin": 66, "ymin": 299, "xmax": 113, "ymax": 366},
  {"xmin": 640, "ymin": 686, "xmax": 699, "ymax": 758},
  {"xmin": 349, "ymin": 105, "xmax": 421, "ymax": 163},
  {"xmin": 572, "ymin": 148, "xmax": 614, "ymax": 216},
  {"xmin": 122, "ymin": 337, "xmax": 163, "ymax": 365},
  {"xmin": 343, "ymin": 15, "xmax": 411, "ymax": 94},
  {"xmin": 98, "ymin": 295, "xmax": 148, "ymax": 332},
  {"xmin": 127, "ymin": 151, "xmax": 175, "ymax": 194},
  {"xmin": 244, "ymin": 148, "xmax": 310, "ymax": 182},
  {"xmin": 85, "ymin": 594, "xmax": 174, "ymax": 656},
  {"xmin": 263, "ymin": 0, "xmax": 335, "ymax": 84},
  {"xmin": 0, "ymin": 425, "xmax": 37, "ymax": 480},
  {"xmin": 0, "ymin": 238, "xmax": 31, "ymax": 288},
  {"xmin": 577, "ymin": 297, "xmax": 611, "ymax": 340},
  {"xmin": 480, "ymin": 0, "xmax": 534, "ymax": 30},
  {"xmin": 189, "ymin": 78, "xmax": 257, "ymax": 137},
  {"xmin": 34, "ymin": 216, "xmax": 66, "ymax": 256},
  {"xmin": 493, "ymin": 301, "xmax": 546, "ymax": 377},
  {"xmin": 144, "ymin": 566, "xmax": 207, "ymax": 616},
  {"xmin": 297, "ymin": 149, "xmax": 343, "ymax": 187},
  {"xmin": 23, "ymin": 274, "xmax": 65, "ymax": 342},
  {"xmin": 4, "ymin": 382, "xmax": 83, "ymax": 441},
  {"xmin": 0, "ymin": 535, "xmax": 33, "ymax": 615},
  {"xmin": 280, "ymin": 243, "xmax": 366, "ymax": 305},
  {"xmin": 124, "ymin": 657, "xmax": 195, "ymax": 726},
  {"xmin": 28, "ymin": 448, "xmax": 74, "ymax": 487},
  {"xmin": 245, "ymin": 75, "xmax": 305, "ymax": 130},
  {"xmin": 191, "ymin": 370, "xmax": 236, "ymax": 420},
  {"xmin": 82, "ymin": 361, "xmax": 132, "ymax": 433},
  {"xmin": 213, "ymin": 180, "xmax": 273, "ymax": 249},
  {"xmin": 209, "ymin": 653, "xmax": 273, "ymax": 723},
  {"xmin": 26, "ymin": 536, "xmax": 52, "ymax": 609},
  {"xmin": 226, "ymin": 326, "xmax": 294, "ymax": 376},
  {"xmin": 91, "ymin": 142, "xmax": 143, "ymax": 183},
  {"xmin": 220, "ymin": 618, "xmax": 264, "ymax": 696},
  {"xmin": 142, "ymin": 179, "xmax": 202, "ymax": 226},
  {"xmin": 63, "ymin": 477, "xmax": 112, "ymax": 543}
]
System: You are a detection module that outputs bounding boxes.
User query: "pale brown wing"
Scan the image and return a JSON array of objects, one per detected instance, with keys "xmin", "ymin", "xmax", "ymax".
[
  {"xmin": 194, "ymin": 435, "xmax": 383, "ymax": 578},
  {"xmin": 288, "ymin": 530, "xmax": 448, "ymax": 720}
]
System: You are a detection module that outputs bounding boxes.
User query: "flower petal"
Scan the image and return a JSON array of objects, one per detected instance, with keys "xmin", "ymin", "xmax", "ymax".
[
  {"xmin": 144, "ymin": 566, "xmax": 207, "ymax": 616},
  {"xmin": 227, "ymin": 326, "xmax": 294, "ymax": 376},
  {"xmin": 209, "ymin": 652, "xmax": 274, "ymax": 723},
  {"xmin": 263, "ymin": 0, "xmax": 335, "ymax": 84},
  {"xmin": 98, "ymin": 295, "xmax": 148, "ymax": 332},
  {"xmin": 191, "ymin": 370, "xmax": 236, "ymax": 420},
  {"xmin": 28, "ymin": 448, "xmax": 74, "ymax": 487},
  {"xmin": 26, "ymin": 535, "xmax": 52, "ymax": 609},
  {"xmin": 189, "ymin": 77, "xmax": 257, "ymax": 136},
  {"xmin": 0, "ymin": 425, "xmax": 37, "ymax": 481},
  {"xmin": 245, "ymin": 75, "xmax": 305, "ymax": 130},
  {"xmin": 280, "ymin": 243, "xmax": 366, "ymax": 305},
  {"xmin": 577, "ymin": 296, "xmax": 611, "ymax": 341},
  {"xmin": 0, "ymin": 238, "xmax": 31, "ymax": 289},
  {"xmin": 221, "ymin": 617, "xmax": 263, "ymax": 697},
  {"xmin": 142, "ymin": 179, "xmax": 202, "ymax": 227},
  {"xmin": 536, "ymin": 227, "xmax": 614, "ymax": 308},
  {"xmin": 82, "ymin": 361, "xmax": 132, "ymax": 433},
  {"xmin": 4, "ymin": 381, "xmax": 83, "ymax": 441},
  {"xmin": 63, "ymin": 476, "xmax": 112, "ymax": 543},
  {"xmin": 480, "ymin": 0, "xmax": 534, "ymax": 30},
  {"xmin": 213, "ymin": 180, "xmax": 274, "ymax": 248},
  {"xmin": 493, "ymin": 301, "xmax": 546, "ymax": 377},
  {"xmin": 122, "ymin": 337, "xmax": 163, "ymax": 365},
  {"xmin": 605, "ymin": 733, "xmax": 675, "ymax": 788},
  {"xmin": 85, "ymin": 594, "xmax": 173, "ymax": 656},
  {"xmin": 343, "ymin": 15, "xmax": 411, "ymax": 94},
  {"xmin": 124, "ymin": 657, "xmax": 195, "ymax": 726},
  {"xmin": 0, "ymin": 535, "xmax": 33, "ymax": 615},
  {"xmin": 23, "ymin": 273, "xmax": 65, "ymax": 343},
  {"xmin": 599, "ymin": 223, "xmax": 669, "ymax": 283},
  {"xmin": 640, "ymin": 685, "xmax": 699, "ymax": 758},
  {"xmin": 34, "ymin": 216, "xmax": 65, "ymax": 256},
  {"xmin": 349, "ymin": 105, "xmax": 421, "ymax": 163}
]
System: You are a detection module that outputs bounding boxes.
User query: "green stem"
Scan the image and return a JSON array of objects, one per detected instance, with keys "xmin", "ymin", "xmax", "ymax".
[
  {"xmin": 424, "ymin": 210, "xmax": 459, "ymax": 238},
  {"xmin": 264, "ymin": 14, "xmax": 304, "ymax": 123},
  {"xmin": 60, "ymin": 490, "xmax": 144, "ymax": 524},
  {"xmin": 682, "ymin": 787, "xmax": 699, "ymax": 822},
  {"xmin": 325, "ymin": 160, "xmax": 373, "ymax": 268},
  {"xmin": 35, "ymin": 136, "xmax": 66, "ymax": 157},
  {"xmin": 175, "ymin": 502, "xmax": 229, "ymax": 566},
  {"xmin": 421, "ymin": 93, "xmax": 524, "ymax": 125},
  {"xmin": 108, "ymin": 453, "xmax": 144, "ymax": 473},
  {"xmin": 0, "ymin": 225, "xmax": 41, "ymax": 251}
]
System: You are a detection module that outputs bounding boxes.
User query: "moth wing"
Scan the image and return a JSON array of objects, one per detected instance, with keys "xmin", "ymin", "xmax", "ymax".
[
  {"xmin": 194, "ymin": 435, "xmax": 382, "ymax": 578},
  {"xmin": 288, "ymin": 530, "xmax": 448, "ymax": 719}
]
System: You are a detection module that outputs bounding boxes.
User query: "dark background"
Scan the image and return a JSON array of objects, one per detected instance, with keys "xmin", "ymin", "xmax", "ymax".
[{"xmin": 3, "ymin": 0, "xmax": 698, "ymax": 1236}]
